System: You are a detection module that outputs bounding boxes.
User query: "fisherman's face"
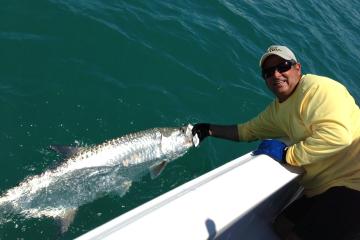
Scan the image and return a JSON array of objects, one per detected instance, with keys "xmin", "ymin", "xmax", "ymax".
[{"xmin": 262, "ymin": 55, "xmax": 302, "ymax": 102}]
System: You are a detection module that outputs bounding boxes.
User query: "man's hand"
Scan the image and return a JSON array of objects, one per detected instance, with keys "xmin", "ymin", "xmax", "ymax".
[
  {"xmin": 192, "ymin": 123, "xmax": 210, "ymax": 143},
  {"xmin": 253, "ymin": 139, "xmax": 287, "ymax": 163}
]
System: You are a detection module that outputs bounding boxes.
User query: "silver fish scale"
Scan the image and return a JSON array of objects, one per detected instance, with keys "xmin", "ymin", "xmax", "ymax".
[
  {"xmin": 107, "ymin": 129, "xmax": 163, "ymax": 167},
  {"xmin": 62, "ymin": 127, "xmax": 189, "ymax": 171}
]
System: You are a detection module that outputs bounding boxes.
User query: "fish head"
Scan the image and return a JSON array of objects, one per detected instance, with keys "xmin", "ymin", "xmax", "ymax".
[{"xmin": 159, "ymin": 124, "xmax": 197, "ymax": 160}]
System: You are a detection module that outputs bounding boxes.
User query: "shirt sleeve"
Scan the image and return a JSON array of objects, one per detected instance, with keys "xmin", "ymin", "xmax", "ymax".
[
  {"xmin": 286, "ymin": 81, "xmax": 353, "ymax": 166},
  {"xmin": 237, "ymin": 102, "xmax": 286, "ymax": 141}
]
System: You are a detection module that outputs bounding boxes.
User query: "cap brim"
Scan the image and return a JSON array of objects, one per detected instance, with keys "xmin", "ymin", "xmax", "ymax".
[{"xmin": 259, "ymin": 52, "xmax": 293, "ymax": 67}]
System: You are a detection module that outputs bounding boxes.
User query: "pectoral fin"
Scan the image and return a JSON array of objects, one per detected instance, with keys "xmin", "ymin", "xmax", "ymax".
[
  {"xmin": 149, "ymin": 161, "xmax": 168, "ymax": 179},
  {"xmin": 58, "ymin": 208, "xmax": 77, "ymax": 234}
]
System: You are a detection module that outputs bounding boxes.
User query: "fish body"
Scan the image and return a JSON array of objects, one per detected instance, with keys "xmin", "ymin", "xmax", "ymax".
[{"xmin": 0, "ymin": 124, "xmax": 197, "ymax": 232}]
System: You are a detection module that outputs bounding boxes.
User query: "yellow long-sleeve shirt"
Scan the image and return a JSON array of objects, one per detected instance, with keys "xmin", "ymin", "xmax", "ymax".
[{"xmin": 238, "ymin": 74, "xmax": 360, "ymax": 197}]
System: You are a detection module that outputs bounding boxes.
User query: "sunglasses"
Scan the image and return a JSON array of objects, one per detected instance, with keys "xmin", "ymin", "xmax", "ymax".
[{"xmin": 262, "ymin": 60, "xmax": 296, "ymax": 79}]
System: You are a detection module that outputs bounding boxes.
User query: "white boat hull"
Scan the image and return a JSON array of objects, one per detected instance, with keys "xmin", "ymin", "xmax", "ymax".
[{"xmin": 76, "ymin": 153, "xmax": 301, "ymax": 240}]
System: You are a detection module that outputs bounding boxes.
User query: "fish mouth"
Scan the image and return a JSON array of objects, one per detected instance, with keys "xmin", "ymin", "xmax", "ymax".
[{"xmin": 183, "ymin": 124, "xmax": 199, "ymax": 147}]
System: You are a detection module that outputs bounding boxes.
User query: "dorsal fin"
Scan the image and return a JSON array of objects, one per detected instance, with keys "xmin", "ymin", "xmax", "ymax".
[{"xmin": 49, "ymin": 145, "xmax": 85, "ymax": 158}]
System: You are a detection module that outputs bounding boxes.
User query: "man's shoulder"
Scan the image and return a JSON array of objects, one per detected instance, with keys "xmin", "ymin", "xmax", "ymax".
[
  {"xmin": 301, "ymin": 74, "xmax": 344, "ymax": 90},
  {"xmin": 302, "ymin": 73, "xmax": 332, "ymax": 84}
]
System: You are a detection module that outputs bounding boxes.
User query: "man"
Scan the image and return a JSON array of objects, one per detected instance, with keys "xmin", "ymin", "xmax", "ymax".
[{"xmin": 192, "ymin": 45, "xmax": 360, "ymax": 239}]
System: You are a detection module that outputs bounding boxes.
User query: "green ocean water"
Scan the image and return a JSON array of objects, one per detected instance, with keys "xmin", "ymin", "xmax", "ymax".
[{"xmin": 0, "ymin": 0, "xmax": 359, "ymax": 239}]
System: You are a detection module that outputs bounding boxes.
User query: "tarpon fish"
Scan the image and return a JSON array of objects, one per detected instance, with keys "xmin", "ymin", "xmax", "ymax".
[{"xmin": 0, "ymin": 124, "xmax": 198, "ymax": 233}]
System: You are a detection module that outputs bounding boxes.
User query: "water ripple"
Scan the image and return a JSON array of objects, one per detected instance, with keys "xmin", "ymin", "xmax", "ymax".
[{"xmin": 0, "ymin": 32, "xmax": 50, "ymax": 41}]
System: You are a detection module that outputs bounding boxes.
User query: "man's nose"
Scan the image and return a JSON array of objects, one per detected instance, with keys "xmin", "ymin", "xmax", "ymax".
[{"xmin": 273, "ymin": 69, "xmax": 282, "ymax": 78}]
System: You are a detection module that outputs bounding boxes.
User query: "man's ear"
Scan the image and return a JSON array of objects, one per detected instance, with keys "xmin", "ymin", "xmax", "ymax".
[{"xmin": 295, "ymin": 63, "xmax": 302, "ymax": 75}]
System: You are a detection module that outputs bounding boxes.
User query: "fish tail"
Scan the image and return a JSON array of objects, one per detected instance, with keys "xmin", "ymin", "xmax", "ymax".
[{"xmin": 0, "ymin": 199, "xmax": 16, "ymax": 224}]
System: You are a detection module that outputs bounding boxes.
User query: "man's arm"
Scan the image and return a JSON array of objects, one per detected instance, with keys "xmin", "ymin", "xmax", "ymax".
[
  {"xmin": 192, "ymin": 123, "xmax": 239, "ymax": 142},
  {"xmin": 209, "ymin": 124, "xmax": 239, "ymax": 141}
]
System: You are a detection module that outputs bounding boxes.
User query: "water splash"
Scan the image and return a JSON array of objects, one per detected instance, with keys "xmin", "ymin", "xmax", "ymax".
[{"xmin": 0, "ymin": 165, "xmax": 134, "ymax": 225}]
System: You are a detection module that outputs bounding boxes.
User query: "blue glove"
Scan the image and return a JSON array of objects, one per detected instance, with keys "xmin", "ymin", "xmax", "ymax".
[{"xmin": 253, "ymin": 139, "xmax": 287, "ymax": 163}]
